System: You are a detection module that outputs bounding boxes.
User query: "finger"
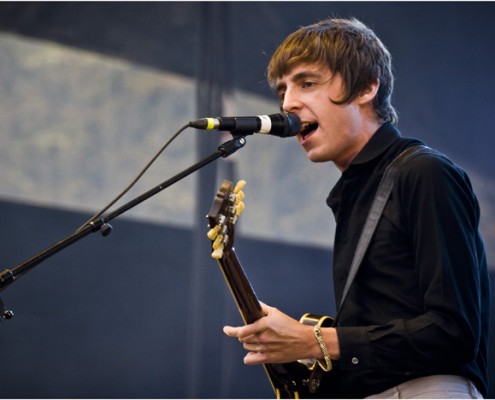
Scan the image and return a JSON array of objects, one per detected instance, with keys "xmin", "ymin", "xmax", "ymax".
[
  {"xmin": 226, "ymin": 321, "xmax": 265, "ymax": 340},
  {"xmin": 242, "ymin": 341, "xmax": 259, "ymax": 352},
  {"xmin": 223, "ymin": 325, "xmax": 242, "ymax": 337},
  {"xmin": 244, "ymin": 351, "xmax": 268, "ymax": 365},
  {"xmin": 224, "ymin": 326, "xmax": 260, "ymax": 344}
]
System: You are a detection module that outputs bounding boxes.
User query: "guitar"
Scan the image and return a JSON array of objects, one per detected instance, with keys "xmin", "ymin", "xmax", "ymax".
[{"xmin": 206, "ymin": 179, "xmax": 337, "ymax": 399}]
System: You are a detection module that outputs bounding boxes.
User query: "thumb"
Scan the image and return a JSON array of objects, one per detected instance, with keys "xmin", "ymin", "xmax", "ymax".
[{"xmin": 259, "ymin": 301, "xmax": 274, "ymax": 316}]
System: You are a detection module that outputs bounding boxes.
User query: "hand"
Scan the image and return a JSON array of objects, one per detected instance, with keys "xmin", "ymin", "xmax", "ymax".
[{"xmin": 223, "ymin": 302, "xmax": 318, "ymax": 365}]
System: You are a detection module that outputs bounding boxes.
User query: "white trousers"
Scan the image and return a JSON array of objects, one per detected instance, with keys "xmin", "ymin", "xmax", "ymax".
[{"xmin": 366, "ymin": 375, "xmax": 483, "ymax": 399}]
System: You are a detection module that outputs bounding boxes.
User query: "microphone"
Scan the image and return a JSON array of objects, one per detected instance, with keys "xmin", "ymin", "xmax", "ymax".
[{"xmin": 189, "ymin": 112, "xmax": 301, "ymax": 138}]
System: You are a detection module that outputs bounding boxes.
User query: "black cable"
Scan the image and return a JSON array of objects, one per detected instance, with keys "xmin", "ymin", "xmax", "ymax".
[{"xmin": 76, "ymin": 123, "xmax": 191, "ymax": 232}]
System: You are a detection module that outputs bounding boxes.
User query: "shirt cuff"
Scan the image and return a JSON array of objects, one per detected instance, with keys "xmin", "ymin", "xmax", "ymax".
[{"xmin": 336, "ymin": 326, "xmax": 372, "ymax": 371}]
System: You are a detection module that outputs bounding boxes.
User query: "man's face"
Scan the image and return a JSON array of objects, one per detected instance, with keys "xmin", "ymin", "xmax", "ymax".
[{"xmin": 274, "ymin": 63, "xmax": 372, "ymax": 170}]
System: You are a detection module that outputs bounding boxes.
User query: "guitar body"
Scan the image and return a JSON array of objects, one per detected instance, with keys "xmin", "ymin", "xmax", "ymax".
[{"xmin": 207, "ymin": 180, "xmax": 338, "ymax": 399}]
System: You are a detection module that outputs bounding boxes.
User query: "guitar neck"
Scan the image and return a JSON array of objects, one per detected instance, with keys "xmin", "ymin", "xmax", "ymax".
[
  {"xmin": 216, "ymin": 248, "xmax": 264, "ymax": 324},
  {"xmin": 206, "ymin": 180, "xmax": 335, "ymax": 398}
]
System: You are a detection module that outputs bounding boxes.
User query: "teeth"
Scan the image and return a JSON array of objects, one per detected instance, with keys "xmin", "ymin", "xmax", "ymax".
[{"xmin": 300, "ymin": 122, "xmax": 318, "ymax": 137}]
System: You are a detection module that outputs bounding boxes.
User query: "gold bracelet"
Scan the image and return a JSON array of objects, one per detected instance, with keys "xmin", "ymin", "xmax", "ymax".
[{"xmin": 313, "ymin": 325, "xmax": 332, "ymax": 372}]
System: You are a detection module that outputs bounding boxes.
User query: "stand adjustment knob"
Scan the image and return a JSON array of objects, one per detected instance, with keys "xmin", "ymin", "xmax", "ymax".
[{"xmin": 2, "ymin": 309, "xmax": 14, "ymax": 320}]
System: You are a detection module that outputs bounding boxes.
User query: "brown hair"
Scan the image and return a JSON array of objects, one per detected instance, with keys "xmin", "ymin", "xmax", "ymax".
[{"xmin": 267, "ymin": 18, "xmax": 398, "ymax": 125}]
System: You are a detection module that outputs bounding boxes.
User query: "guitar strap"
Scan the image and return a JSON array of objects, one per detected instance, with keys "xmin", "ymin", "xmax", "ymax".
[{"xmin": 334, "ymin": 144, "xmax": 436, "ymax": 323}]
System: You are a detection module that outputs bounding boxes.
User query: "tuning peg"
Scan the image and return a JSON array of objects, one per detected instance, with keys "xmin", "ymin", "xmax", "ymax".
[
  {"xmin": 211, "ymin": 234, "xmax": 224, "ymax": 259},
  {"xmin": 207, "ymin": 225, "xmax": 220, "ymax": 240},
  {"xmin": 235, "ymin": 190, "xmax": 245, "ymax": 201},
  {"xmin": 235, "ymin": 201, "xmax": 245, "ymax": 216},
  {"xmin": 234, "ymin": 180, "xmax": 246, "ymax": 218},
  {"xmin": 211, "ymin": 248, "xmax": 223, "ymax": 259},
  {"xmin": 213, "ymin": 234, "xmax": 224, "ymax": 249},
  {"xmin": 234, "ymin": 180, "xmax": 246, "ymax": 194}
]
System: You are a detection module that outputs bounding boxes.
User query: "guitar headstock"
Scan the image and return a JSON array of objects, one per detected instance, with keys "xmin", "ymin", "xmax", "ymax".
[{"xmin": 206, "ymin": 180, "xmax": 246, "ymax": 259}]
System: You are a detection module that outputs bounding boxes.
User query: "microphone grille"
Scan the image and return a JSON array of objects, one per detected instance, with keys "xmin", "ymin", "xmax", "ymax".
[{"xmin": 283, "ymin": 112, "xmax": 301, "ymax": 137}]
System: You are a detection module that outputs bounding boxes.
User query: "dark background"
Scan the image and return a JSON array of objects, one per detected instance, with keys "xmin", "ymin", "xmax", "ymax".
[{"xmin": 0, "ymin": 2, "xmax": 493, "ymax": 398}]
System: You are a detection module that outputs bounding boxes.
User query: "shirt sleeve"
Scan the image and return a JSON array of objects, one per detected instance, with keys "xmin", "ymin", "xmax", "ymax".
[{"xmin": 335, "ymin": 152, "xmax": 486, "ymax": 375}]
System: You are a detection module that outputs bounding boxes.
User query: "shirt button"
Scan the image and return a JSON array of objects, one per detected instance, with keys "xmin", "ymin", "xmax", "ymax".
[{"xmin": 351, "ymin": 357, "xmax": 359, "ymax": 365}]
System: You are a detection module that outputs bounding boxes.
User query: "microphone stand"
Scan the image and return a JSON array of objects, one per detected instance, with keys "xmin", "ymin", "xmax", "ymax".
[{"xmin": 0, "ymin": 134, "xmax": 247, "ymax": 321}]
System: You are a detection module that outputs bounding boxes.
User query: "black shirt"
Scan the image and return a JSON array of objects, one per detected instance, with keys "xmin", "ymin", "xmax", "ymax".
[{"xmin": 327, "ymin": 123, "xmax": 490, "ymax": 398}]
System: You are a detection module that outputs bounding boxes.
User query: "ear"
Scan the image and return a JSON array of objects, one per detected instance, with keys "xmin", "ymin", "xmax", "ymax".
[{"xmin": 357, "ymin": 79, "xmax": 380, "ymax": 105}]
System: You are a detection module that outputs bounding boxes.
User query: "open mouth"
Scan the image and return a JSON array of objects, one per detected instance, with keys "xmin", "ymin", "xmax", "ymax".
[{"xmin": 299, "ymin": 122, "xmax": 318, "ymax": 139}]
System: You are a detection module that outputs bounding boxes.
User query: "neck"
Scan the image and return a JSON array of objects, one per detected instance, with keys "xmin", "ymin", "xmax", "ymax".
[{"xmin": 335, "ymin": 118, "xmax": 382, "ymax": 172}]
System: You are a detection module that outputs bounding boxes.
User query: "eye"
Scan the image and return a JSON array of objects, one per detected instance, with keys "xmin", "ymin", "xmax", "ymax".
[
  {"xmin": 276, "ymin": 92, "xmax": 285, "ymax": 108},
  {"xmin": 274, "ymin": 83, "xmax": 286, "ymax": 100},
  {"xmin": 276, "ymin": 89, "xmax": 286, "ymax": 99},
  {"xmin": 302, "ymin": 81, "xmax": 316, "ymax": 89}
]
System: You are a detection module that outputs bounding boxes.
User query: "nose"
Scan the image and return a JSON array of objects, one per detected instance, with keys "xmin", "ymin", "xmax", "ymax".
[{"xmin": 281, "ymin": 86, "xmax": 302, "ymax": 113}]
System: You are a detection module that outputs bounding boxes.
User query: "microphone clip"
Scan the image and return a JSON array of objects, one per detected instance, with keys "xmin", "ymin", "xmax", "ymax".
[{"xmin": 219, "ymin": 135, "xmax": 247, "ymax": 158}]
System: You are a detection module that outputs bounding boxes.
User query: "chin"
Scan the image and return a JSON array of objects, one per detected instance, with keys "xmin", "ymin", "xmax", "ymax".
[{"xmin": 306, "ymin": 153, "xmax": 329, "ymax": 163}]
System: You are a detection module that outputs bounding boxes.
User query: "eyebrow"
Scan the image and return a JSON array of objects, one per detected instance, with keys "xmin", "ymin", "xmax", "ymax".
[{"xmin": 274, "ymin": 70, "xmax": 328, "ymax": 95}]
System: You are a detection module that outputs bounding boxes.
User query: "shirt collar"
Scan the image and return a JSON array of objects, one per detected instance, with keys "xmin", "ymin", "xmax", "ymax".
[
  {"xmin": 327, "ymin": 122, "xmax": 402, "ymax": 214},
  {"xmin": 349, "ymin": 122, "xmax": 401, "ymax": 166}
]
